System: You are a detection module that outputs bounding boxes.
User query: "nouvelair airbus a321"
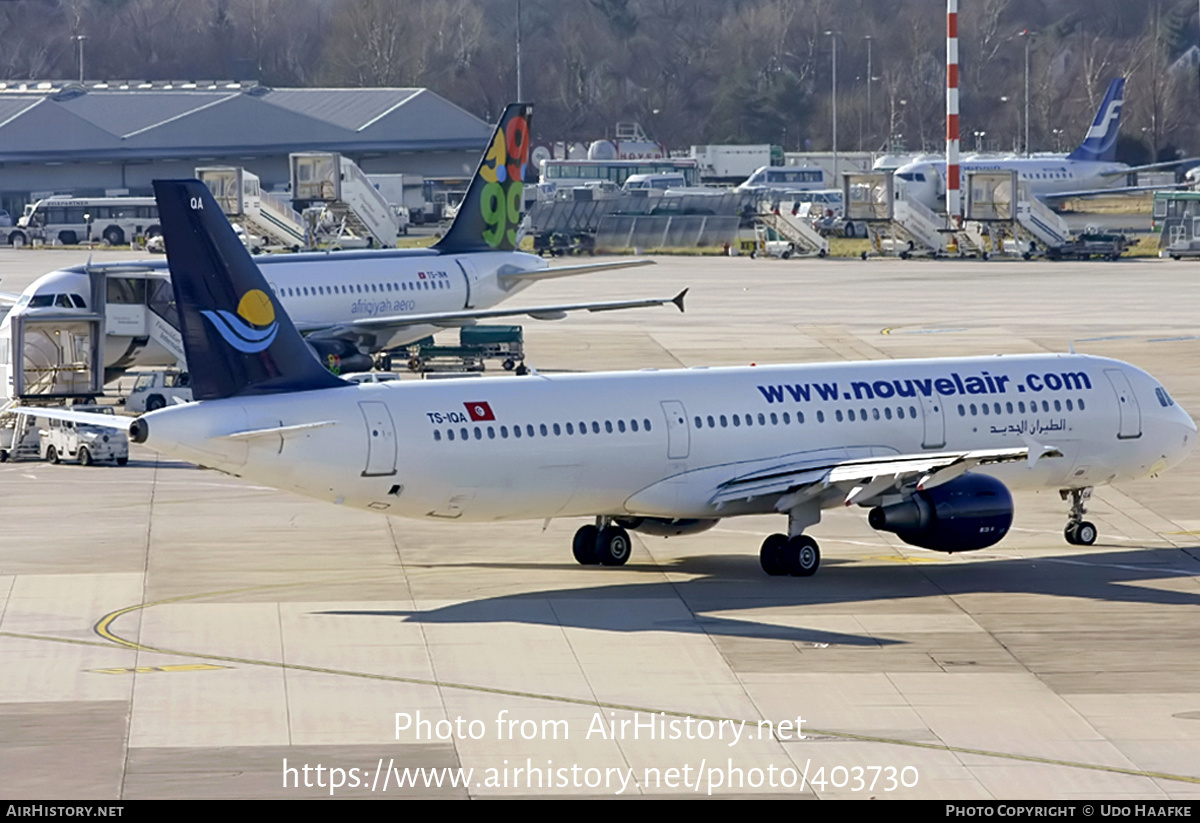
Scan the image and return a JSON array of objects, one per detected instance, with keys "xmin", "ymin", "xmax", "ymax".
[{"xmin": 29, "ymin": 180, "xmax": 1195, "ymax": 578}]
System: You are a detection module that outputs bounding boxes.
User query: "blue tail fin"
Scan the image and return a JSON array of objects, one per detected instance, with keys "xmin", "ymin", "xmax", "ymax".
[
  {"xmin": 1066, "ymin": 78, "xmax": 1124, "ymax": 162},
  {"xmin": 152, "ymin": 179, "xmax": 347, "ymax": 401},
  {"xmin": 433, "ymin": 103, "xmax": 533, "ymax": 254}
]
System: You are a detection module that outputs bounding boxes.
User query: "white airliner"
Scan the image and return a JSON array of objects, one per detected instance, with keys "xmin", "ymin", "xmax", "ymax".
[
  {"xmin": 0, "ymin": 103, "xmax": 678, "ymax": 380},
  {"xmin": 30, "ymin": 180, "xmax": 1195, "ymax": 578},
  {"xmin": 895, "ymin": 79, "xmax": 1192, "ymax": 211}
]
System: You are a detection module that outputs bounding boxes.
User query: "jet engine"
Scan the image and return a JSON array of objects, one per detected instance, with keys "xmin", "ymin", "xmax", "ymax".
[
  {"xmin": 305, "ymin": 339, "xmax": 374, "ymax": 374},
  {"xmin": 867, "ymin": 474, "xmax": 1012, "ymax": 552},
  {"xmin": 616, "ymin": 517, "xmax": 720, "ymax": 537}
]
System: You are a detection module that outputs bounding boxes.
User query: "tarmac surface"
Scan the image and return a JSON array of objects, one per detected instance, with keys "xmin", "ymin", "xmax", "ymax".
[{"xmin": 1, "ymin": 247, "xmax": 1199, "ymax": 799}]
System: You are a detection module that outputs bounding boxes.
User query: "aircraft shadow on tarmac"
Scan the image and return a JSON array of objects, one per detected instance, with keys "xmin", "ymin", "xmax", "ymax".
[{"xmin": 317, "ymin": 547, "xmax": 1200, "ymax": 646}]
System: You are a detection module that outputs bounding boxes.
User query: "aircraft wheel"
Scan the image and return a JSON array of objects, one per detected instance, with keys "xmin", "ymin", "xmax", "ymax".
[
  {"xmin": 46, "ymin": 446, "xmax": 59, "ymax": 464},
  {"xmin": 78, "ymin": 447, "xmax": 93, "ymax": 466},
  {"xmin": 595, "ymin": 525, "xmax": 631, "ymax": 566},
  {"xmin": 759, "ymin": 533, "xmax": 788, "ymax": 576},
  {"xmin": 572, "ymin": 525, "xmax": 599, "ymax": 565},
  {"xmin": 1064, "ymin": 523, "xmax": 1079, "ymax": 545},
  {"xmin": 1074, "ymin": 521, "xmax": 1097, "ymax": 546},
  {"xmin": 783, "ymin": 535, "xmax": 820, "ymax": 577}
]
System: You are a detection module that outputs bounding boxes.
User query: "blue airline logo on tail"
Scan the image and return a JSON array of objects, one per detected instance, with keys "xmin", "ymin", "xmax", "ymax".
[{"xmin": 200, "ymin": 289, "xmax": 279, "ymax": 353}]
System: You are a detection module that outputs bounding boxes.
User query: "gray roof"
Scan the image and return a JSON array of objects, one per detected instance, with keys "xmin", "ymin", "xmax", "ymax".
[{"xmin": 0, "ymin": 82, "xmax": 491, "ymax": 163}]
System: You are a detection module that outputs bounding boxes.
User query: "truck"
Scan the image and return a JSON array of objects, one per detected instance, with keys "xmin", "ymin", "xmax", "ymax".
[
  {"xmin": 690, "ymin": 145, "xmax": 782, "ymax": 183},
  {"xmin": 125, "ymin": 368, "xmax": 193, "ymax": 412}
]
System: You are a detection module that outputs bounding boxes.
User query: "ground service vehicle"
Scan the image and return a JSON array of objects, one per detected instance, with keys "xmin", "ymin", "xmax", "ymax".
[{"xmin": 40, "ymin": 406, "xmax": 129, "ymax": 465}]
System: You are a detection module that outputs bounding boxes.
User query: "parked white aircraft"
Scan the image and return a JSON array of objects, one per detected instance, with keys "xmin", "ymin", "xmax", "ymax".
[
  {"xmin": 0, "ymin": 103, "xmax": 677, "ymax": 381},
  {"xmin": 894, "ymin": 79, "xmax": 1192, "ymax": 211},
  {"xmin": 33, "ymin": 179, "xmax": 1195, "ymax": 578}
]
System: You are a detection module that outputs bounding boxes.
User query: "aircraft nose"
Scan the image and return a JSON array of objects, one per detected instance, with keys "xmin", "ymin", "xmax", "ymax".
[{"xmin": 1165, "ymin": 404, "xmax": 1196, "ymax": 469}]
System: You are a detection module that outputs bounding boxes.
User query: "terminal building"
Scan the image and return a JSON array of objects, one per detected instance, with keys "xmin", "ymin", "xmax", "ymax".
[{"xmin": 0, "ymin": 80, "xmax": 493, "ymax": 217}]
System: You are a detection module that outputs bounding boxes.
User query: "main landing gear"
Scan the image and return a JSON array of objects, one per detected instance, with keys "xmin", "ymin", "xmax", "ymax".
[
  {"xmin": 1061, "ymin": 487, "xmax": 1098, "ymax": 546},
  {"xmin": 572, "ymin": 518, "xmax": 632, "ymax": 566},
  {"xmin": 759, "ymin": 533, "xmax": 820, "ymax": 577}
]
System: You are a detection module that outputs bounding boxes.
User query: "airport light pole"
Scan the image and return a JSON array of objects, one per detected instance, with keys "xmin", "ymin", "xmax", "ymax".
[
  {"xmin": 864, "ymin": 35, "xmax": 873, "ymax": 151},
  {"xmin": 71, "ymin": 34, "xmax": 87, "ymax": 83},
  {"xmin": 1018, "ymin": 30, "xmax": 1035, "ymax": 155},
  {"xmin": 826, "ymin": 31, "xmax": 840, "ymax": 184},
  {"xmin": 515, "ymin": 0, "xmax": 523, "ymax": 101}
]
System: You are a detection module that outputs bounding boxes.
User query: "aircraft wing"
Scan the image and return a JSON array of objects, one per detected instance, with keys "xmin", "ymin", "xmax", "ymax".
[
  {"xmin": 1042, "ymin": 183, "xmax": 1186, "ymax": 200},
  {"xmin": 302, "ymin": 289, "xmax": 687, "ymax": 340},
  {"xmin": 1095, "ymin": 156, "xmax": 1200, "ymax": 178},
  {"xmin": 709, "ymin": 445, "xmax": 1061, "ymax": 510},
  {"xmin": 0, "ymin": 291, "xmax": 22, "ymax": 306},
  {"xmin": 498, "ymin": 258, "xmax": 655, "ymax": 284}
]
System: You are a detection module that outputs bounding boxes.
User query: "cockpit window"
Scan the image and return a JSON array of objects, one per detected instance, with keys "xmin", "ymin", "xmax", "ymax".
[
  {"xmin": 55, "ymin": 294, "xmax": 73, "ymax": 308},
  {"xmin": 28, "ymin": 295, "xmax": 53, "ymax": 308},
  {"xmin": 71, "ymin": 294, "xmax": 86, "ymax": 308}
]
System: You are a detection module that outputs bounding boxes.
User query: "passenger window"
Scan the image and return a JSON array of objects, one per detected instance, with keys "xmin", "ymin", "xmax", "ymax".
[
  {"xmin": 553, "ymin": 423, "xmax": 561, "ymax": 435},
  {"xmin": 605, "ymin": 421, "xmax": 613, "ymax": 433}
]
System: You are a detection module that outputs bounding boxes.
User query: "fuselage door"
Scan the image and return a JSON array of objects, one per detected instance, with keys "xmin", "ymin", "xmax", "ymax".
[
  {"xmin": 660, "ymin": 400, "xmax": 690, "ymax": 460},
  {"xmin": 917, "ymin": 392, "xmax": 946, "ymax": 449},
  {"xmin": 1104, "ymin": 368, "xmax": 1142, "ymax": 440},
  {"xmin": 456, "ymin": 259, "xmax": 479, "ymax": 308},
  {"xmin": 359, "ymin": 400, "xmax": 398, "ymax": 476}
]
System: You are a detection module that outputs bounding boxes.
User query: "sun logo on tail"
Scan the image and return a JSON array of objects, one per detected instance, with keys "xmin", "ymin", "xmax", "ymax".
[{"xmin": 200, "ymin": 289, "xmax": 279, "ymax": 353}]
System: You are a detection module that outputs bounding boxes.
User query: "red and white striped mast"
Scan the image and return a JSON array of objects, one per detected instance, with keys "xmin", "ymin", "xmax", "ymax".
[{"xmin": 946, "ymin": 0, "xmax": 961, "ymax": 227}]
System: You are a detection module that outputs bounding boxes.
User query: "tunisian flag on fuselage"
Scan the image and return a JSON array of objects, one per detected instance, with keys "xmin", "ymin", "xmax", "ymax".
[{"xmin": 464, "ymin": 401, "xmax": 495, "ymax": 421}]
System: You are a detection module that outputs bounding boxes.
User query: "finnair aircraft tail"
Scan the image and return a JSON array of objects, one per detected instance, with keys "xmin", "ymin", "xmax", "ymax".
[{"xmin": 1066, "ymin": 78, "xmax": 1124, "ymax": 163}]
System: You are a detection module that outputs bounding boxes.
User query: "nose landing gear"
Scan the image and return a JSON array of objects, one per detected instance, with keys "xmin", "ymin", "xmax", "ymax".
[{"xmin": 1061, "ymin": 487, "xmax": 1097, "ymax": 546}]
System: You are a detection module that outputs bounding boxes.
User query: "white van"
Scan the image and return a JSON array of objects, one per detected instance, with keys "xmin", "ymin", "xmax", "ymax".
[{"xmin": 40, "ymin": 407, "xmax": 129, "ymax": 465}]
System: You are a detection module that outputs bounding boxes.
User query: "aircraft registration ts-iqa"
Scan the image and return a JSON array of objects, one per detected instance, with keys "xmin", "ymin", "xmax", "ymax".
[
  {"xmin": 27, "ymin": 180, "xmax": 1195, "ymax": 578},
  {"xmin": 0, "ymin": 103, "xmax": 677, "ymax": 382}
]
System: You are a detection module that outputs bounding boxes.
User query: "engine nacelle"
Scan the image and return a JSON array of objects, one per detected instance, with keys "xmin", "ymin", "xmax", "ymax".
[
  {"xmin": 616, "ymin": 517, "xmax": 720, "ymax": 537},
  {"xmin": 867, "ymin": 474, "xmax": 1012, "ymax": 553},
  {"xmin": 306, "ymin": 339, "xmax": 374, "ymax": 375}
]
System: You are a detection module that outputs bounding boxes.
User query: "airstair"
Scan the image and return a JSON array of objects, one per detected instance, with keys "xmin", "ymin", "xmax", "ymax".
[
  {"xmin": 290, "ymin": 152, "xmax": 403, "ymax": 248},
  {"xmin": 965, "ymin": 170, "xmax": 1071, "ymax": 258},
  {"xmin": 197, "ymin": 166, "xmax": 308, "ymax": 250},
  {"xmin": 889, "ymin": 192, "xmax": 951, "ymax": 257},
  {"xmin": 757, "ymin": 201, "xmax": 830, "ymax": 257}
]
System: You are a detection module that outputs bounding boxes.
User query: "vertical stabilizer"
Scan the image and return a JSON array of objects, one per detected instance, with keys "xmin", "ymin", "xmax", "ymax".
[
  {"xmin": 152, "ymin": 179, "xmax": 347, "ymax": 401},
  {"xmin": 1066, "ymin": 78, "xmax": 1124, "ymax": 162},
  {"xmin": 433, "ymin": 103, "xmax": 534, "ymax": 254}
]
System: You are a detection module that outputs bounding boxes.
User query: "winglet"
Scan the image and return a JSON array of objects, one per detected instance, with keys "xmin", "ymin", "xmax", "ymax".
[{"xmin": 152, "ymin": 179, "xmax": 348, "ymax": 401}]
